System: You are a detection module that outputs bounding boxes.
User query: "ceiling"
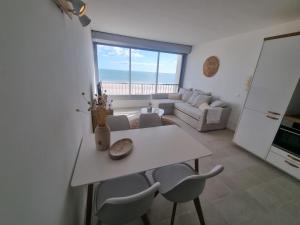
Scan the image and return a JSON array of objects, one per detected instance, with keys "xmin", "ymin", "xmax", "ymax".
[{"xmin": 87, "ymin": 0, "xmax": 300, "ymax": 45}]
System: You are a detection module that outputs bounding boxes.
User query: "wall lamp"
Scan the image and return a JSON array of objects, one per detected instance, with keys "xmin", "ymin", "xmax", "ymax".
[{"xmin": 54, "ymin": 0, "xmax": 91, "ymax": 27}]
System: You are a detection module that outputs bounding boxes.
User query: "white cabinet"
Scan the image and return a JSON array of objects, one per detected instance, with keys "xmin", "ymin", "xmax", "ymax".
[
  {"xmin": 234, "ymin": 108, "xmax": 281, "ymax": 159},
  {"xmin": 267, "ymin": 147, "xmax": 300, "ymax": 180},
  {"xmin": 269, "ymin": 146, "xmax": 300, "ymax": 164},
  {"xmin": 246, "ymin": 35, "xmax": 300, "ymax": 115},
  {"xmin": 234, "ymin": 34, "xmax": 300, "ymax": 161}
]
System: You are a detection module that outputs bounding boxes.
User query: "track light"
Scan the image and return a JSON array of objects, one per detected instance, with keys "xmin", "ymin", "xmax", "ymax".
[
  {"xmin": 54, "ymin": 0, "xmax": 91, "ymax": 27},
  {"xmin": 72, "ymin": 0, "xmax": 87, "ymax": 17}
]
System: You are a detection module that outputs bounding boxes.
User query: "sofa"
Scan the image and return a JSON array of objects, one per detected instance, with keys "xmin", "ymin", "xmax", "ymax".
[{"xmin": 151, "ymin": 88, "xmax": 231, "ymax": 132}]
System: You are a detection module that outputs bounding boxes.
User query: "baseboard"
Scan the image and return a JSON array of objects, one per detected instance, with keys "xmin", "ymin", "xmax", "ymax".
[{"xmin": 226, "ymin": 121, "xmax": 237, "ymax": 131}]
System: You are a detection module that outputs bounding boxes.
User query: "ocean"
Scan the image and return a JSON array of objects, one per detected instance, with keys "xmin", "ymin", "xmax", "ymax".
[{"xmin": 99, "ymin": 69, "xmax": 178, "ymax": 84}]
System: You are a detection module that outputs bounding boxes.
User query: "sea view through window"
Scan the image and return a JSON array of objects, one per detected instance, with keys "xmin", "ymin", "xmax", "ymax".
[{"xmin": 96, "ymin": 44, "xmax": 182, "ymax": 95}]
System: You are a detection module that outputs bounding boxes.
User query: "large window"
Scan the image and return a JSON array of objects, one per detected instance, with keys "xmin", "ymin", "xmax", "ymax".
[
  {"xmin": 158, "ymin": 53, "xmax": 182, "ymax": 93},
  {"xmin": 96, "ymin": 44, "xmax": 182, "ymax": 95},
  {"xmin": 97, "ymin": 45, "xmax": 130, "ymax": 95}
]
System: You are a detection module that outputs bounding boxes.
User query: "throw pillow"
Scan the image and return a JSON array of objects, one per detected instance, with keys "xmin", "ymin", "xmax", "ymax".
[
  {"xmin": 178, "ymin": 88, "xmax": 187, "ymax": 95},
  {"xmin": 198, "ymin": 102, "xmax": 210, "ymax": 111},
  {"xmin": 193, "ymin": 95, "xmax": 212, "ymax": 107},
  {"xmin": 210, "ymin": 100, "xmax": 227, "ymax": 107},
  {"xmin": 182, "ymin": 90, "xmax": 193, "ymax": 102},
  {"xmin": 187, "ymin": 93, "xmax": 199, "ymax": 104},
  {"xmin": 193, "ymin": 89, "xmax": 211, "ymax": 96},
  {"xmin": 168, "ymin": 93, "xmax": 182, "ymax": 100}
]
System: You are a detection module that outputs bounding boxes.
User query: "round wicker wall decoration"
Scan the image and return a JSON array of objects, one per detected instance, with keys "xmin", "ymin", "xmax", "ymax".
[{"xmin": 203, "ymin": 56, "xmax": 219, "ymax": 77}]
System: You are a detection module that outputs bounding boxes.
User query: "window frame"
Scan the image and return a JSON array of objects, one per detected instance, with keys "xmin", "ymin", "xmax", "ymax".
[{"xmin": 93, "ymin": 42, "xmax": 184, "ymax": 96}]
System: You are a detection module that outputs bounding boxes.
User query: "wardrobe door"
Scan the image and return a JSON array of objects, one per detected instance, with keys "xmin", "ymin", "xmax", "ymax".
[
  {"xmin": 246, "ymin": 35, "xmax": 300, "ymax": 116},
  {"xmin": 234, "ymin": 108, "xmax": 281, "ymax": 159}
]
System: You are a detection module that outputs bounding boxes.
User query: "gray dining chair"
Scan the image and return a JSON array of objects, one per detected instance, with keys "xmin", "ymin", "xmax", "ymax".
[
  {"xmin": 139, "ymin": 113, "xmax": 162, "ymax": 128},
  {"xmin": 106, "ymin": 115, "xmax": 130, "ymax": 131},
  {"xmin": 95, "ymin": 173, "xmax": 160, "ymax": 225},
  {"xmin": 152, "ymin": 163, "xmax": 224, "ymax": 225}
]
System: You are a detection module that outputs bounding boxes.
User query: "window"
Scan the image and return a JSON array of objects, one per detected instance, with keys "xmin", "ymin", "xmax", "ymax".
[
  {"xmin": 131, "ymin": 49, "xmax": 158, "ymax": 95},
  {"xmin": 158, "ymin": 53, "xmax": 182, "ymax": 94},
  {"xmin": 97, "ymin": 45, "xmax": 130, "ymax": 95},
  {"xmin": 96, "ymin": 44, "xmax": 182, "ymax": 95}
]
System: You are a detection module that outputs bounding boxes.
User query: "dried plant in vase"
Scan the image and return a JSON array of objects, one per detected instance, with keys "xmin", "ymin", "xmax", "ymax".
[
  {"xmin": 92, "ymin": 90, "xmax": 111, "ymax": 151},
  {"xmin": 76, "ymin": 87, "xmax": 111, "ymax": 151}
]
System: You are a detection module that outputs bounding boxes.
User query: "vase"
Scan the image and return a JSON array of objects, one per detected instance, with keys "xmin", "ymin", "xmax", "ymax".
[{"xmin": 95, "ymin": 124, "xmax": 110, "ymax": 151}]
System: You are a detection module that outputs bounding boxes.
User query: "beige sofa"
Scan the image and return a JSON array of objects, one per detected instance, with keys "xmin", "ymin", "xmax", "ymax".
[{"xmin": 151, "ymin": 90, "xmax": 231, "ymax": 132}]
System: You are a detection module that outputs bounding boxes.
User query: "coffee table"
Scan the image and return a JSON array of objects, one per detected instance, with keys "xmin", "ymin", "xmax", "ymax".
[{"xmin": 140, "ymin": 107, "xmax": 164, "ymax": 117}]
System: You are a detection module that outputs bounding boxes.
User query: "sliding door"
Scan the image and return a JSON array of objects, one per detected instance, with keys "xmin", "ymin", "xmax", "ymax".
[
  {"xmin": 95, "ymin": 44, "xmax": 183, "ymax": 95},
  {"xmin": 131, "ymin": 49, "xmax": 158, "ymax": 95},
  {"xmin": 97, "ymin": 45, "xmax": 130, "ymax": 95}
]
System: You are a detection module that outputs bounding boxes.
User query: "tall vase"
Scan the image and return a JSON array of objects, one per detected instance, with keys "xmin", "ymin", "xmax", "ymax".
[{"xmin": 95, "ymin": 124, "xmax": 110, "ymax": 151}]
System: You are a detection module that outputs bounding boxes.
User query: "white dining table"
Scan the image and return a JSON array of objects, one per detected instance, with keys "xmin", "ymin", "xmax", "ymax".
[{"xmin": 71, "ymin": 125, "xmax": 212, "ymax": 225}]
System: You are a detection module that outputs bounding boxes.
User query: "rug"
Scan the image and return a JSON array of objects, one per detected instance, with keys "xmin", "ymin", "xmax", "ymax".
[{"xmin": 129, "ymin": 116, "xmax": 180, "ymax": 129}]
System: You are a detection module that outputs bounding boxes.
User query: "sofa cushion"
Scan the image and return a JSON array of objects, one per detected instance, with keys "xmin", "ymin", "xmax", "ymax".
[
  {"xmin": 193, "ymin": 89, "xmax": 211, "ymax": 96},
  {"xmin": 210, "ymin": 100, "xmax": 227, "ymax": 107},
  {"xmin": 193, "ymin": 94, "xmax": 212, "ymax": 107},
  {"xmin": 182, "ymin": 90, "xmax": 193, "ymax": 102},
  {"xmin": 178, "ymin": 88, "xmax": 187, "ymax": 95},
  {"xmin": 179, "ymin": 87, "xmax": 192, "ymax": 94},
  {"xmin": 187, "ymin": 92, "xmax": 200, "ymax": 104},
  {"xmin": 175, "ymin": 102, "xmax": 203, "ymax": 120},
  {"xmin": 198, "ymin": 102, "xmax": 210, "ymax": 111},
  {"xmin": 152, "ymin": 93, "xmax": 169, "ymax": 99},
  {"xmin": 151, "ymin": 99, "xmax": 182, "ymax": 108},
  {"xmin": 168, "ymin": 93, "xmax": 182, "ymax": 100}
]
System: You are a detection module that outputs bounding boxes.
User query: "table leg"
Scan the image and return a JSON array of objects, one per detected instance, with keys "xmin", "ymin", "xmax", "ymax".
[
  {"xmin": 194, "ymin": 159, "xmax": 199, "ymax": 173},
  {"xmin": 85, "ymin": 184, "xmax": 94, "ymax": 225}
]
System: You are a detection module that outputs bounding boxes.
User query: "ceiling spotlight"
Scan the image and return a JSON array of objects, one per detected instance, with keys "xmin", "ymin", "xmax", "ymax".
[
  {"xmin": 54, "ymin": 0, "xmax": 91, "ymax": 27},
  {"xmin": 79, "ymin": 15, "xmax": 91, "ymax": 27},
  {"xmin": 72, "ymin": 0, "xmax": 87, "ymax": 16}
]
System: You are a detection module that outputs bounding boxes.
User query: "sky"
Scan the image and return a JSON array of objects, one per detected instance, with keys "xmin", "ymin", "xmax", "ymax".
[{"xmin": 97, "ymin": 45, "xmax": 180, "ymax": 74}]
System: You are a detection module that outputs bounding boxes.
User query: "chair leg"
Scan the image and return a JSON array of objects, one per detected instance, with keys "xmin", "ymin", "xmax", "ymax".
[
  {"xmin": 195, "ymin": 159, "xmax": 199, "ymax": 173},
  {"xmin": 85, "ymin": 184, "xmax": 94, "ymax": 225},
  {"xmin": 193, "ymin": 197, "xmax": 205, "ymax": 225},
  {"xmin": 170, "ymin": 202, "xmax": 177, "ymax": 225},
  {"xmin": 141, "ymin": 214, "xmax": 151, "ymax": 225}
]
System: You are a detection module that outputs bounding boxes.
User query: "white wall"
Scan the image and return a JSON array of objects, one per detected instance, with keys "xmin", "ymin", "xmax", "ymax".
[
  {"xmin": 0, "ymin": 1, "xmax": 95, "ymax": 225},
  {"xmin": 184, "ymin": 19, "xmax": 300, "ymax": 130}
]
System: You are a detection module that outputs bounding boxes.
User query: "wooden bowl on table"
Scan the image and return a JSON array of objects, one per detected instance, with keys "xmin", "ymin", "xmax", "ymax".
[{"xmin": 109, "ymin": 138, "xmax": 133, "ymax": 160}]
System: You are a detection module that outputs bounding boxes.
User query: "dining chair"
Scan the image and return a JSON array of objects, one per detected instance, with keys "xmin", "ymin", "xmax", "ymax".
[
  {"xmin": 106, "ymin": 115, "xmax": 130, "ymax": 131},
  {"xmin": 139, "ymin": 113, "xmax": 162, "ymax": 128},
  {"xmin": 95, "ymin": 173, "xmax": 160, "ymax": 225},
  {"xmin": 152, "ymin": 163, "xmax": 224, "ymax": 225}
]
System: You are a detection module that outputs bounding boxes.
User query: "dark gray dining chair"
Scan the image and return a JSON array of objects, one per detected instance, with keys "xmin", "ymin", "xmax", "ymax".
[
  {"xmin": 152, "ymin": 163, "xmax": 224, "ymax": 225},
  {"xmin": 95, "ymin": 173, "xmax": 160, "ymax": 225},
  {"xmin": 139, "ymin": 113, "xmax": 162, "ymax": 128},
  {"xmin": 106, "ymin": 115, "xmax": 130, "ymax": 131}
]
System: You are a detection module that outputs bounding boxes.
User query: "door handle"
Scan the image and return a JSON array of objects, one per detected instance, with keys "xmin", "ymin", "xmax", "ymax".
[
  {"xmin": 284, "ymin": 160, "xmax": 299, "ymax": 168},
  {"xmin": 267, "ymin": 111, "xmax": 281, "ymax": 116},
  {"xmin": 266, "ymin": 115, "xmax": 279, "ymax": 120}
]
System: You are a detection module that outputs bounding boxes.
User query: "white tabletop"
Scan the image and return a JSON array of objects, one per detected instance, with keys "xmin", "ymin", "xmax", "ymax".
[
  {"xmin": 140, "ymin": 107, "xmax": 164, "ymax": 117},
  {"xmin": 71, "ymin": 125, "xmax": 212, "ymax": 187}
]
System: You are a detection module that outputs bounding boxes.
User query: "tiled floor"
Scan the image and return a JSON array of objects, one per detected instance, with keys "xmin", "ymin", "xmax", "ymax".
[{"xmin": 111, "ymin": 110, "xmax": 300, "ymax": 225}]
